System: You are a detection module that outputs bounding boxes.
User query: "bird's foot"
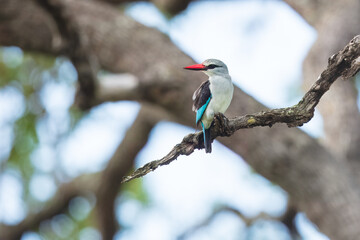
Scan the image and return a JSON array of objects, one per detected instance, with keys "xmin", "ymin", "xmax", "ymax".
[{"xmin": 213, "ymin": 113, "xmax": 232, "ymax": 137}]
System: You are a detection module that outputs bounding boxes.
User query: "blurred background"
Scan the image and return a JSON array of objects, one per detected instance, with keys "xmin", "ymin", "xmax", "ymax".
[{"xmin": 0, "ymin": 0, "xmax": 359, "ymax": 239}]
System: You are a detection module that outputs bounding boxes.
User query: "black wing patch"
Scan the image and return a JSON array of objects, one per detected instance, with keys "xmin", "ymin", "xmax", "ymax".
[{"xmin": 192, "ymin": 80, "xmax": 211, "ymax": 112}]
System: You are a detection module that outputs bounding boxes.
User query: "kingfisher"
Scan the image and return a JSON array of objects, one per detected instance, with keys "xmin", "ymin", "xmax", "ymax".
[{"xmin": 184, "ymin": 59, "xmax": 234, "ymax": 153}]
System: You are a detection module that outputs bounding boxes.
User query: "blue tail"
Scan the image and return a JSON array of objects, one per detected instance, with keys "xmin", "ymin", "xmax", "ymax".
[{"xmin": 201, "ymin": 122, "xmax": 212, "ymax": 153}]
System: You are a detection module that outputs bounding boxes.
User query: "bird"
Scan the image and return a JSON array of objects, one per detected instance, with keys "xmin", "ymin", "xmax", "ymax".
[{"xmin": 184, "ymin": 59, "xmax": 234, "ymax": 153}]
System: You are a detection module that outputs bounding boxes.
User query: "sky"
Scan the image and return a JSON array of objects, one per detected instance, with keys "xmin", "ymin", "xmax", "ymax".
[{"xmin": 0, "ymin": 0, "xmax": 330, "ymax": 239}]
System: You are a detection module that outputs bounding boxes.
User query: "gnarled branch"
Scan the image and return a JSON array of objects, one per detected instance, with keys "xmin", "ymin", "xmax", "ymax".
[{"xmin": 122, "ymin": 34, "xmax": 360, "ymax": 183}]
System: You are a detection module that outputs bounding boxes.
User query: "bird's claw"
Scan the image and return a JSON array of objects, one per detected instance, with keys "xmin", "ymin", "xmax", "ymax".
[
  {"xmin": 215, "ymin": 112, "xmax": 229, "ymax": 125},
  {"xmin": 212, "ymin": 113, "xmax": 232, "ymax": 136}
]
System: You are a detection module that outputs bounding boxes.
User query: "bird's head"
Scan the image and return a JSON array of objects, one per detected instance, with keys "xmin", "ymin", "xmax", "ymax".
[{"xmin": 184, "ymin": 59, "xmax": 229, "ymax": 77}]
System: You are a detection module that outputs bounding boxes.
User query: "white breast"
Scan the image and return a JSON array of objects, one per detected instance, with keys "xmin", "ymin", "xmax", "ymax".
[{"xmin": 202, "ymin": 75, "xmax": 234, "ymax": 129}]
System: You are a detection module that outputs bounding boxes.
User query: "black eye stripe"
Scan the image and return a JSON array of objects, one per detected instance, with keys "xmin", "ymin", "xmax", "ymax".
[{"xmin": 207, "ymin": 64, "xmax": 219, "ymax": 69}]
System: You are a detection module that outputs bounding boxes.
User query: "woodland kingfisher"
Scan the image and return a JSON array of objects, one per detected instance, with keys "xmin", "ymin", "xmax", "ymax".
[{"xmin": 184, "ymin": 59, "xmax": 234, "ymax": 153}]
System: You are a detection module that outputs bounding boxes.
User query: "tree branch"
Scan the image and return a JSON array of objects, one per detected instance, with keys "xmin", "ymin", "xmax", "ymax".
[
  {"xmin": 95, "ymin": 0, "xmax": 194, "ymax": 16},
  {"xmin": 35, "ymin": 0, "xmax": 99, "ymax": 109},
  {"xmin": 94, "ymin": 73, "xmax": 181, "ymax": 107},
  {"xmin": 122, "ymin": 35, "xmax": 360, "ymax": 183},
  {"xmin": 285, "ymin": 0, "xmax": 360, "ymax": 168},
  {"xmin": 95, "ymin": 105, "xmax": 164, "ymax": 239},
  {"xmin": 282, "ymin": 0, "xmax": 325, "ymax": 26},
  {"xmin": 178, "ymin": 204, "xmax": 299, "ymax": 240}
]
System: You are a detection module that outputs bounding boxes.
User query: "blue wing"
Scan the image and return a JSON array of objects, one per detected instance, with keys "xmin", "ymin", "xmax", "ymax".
[
  {"xmin": 196, "ymin": 97, "xmax": 211, "ymax": 125},
  {"xmin": 192, "ymin": 80, "xmax": 211, "ymax": 126}
]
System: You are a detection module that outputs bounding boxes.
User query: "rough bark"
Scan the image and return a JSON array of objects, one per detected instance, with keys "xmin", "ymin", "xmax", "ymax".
[
  {"xmin": 1, "ymin": 0, "xmax": 360, "ymax": 239},
  {"xmin": 284, "ymin": 0, "xmax": 360, "ymax": 164}
]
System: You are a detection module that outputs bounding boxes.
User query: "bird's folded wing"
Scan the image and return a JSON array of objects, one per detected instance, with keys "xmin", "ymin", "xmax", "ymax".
[{"xmin": 192, "ymin": 80, "xmax": 211, "ymax": 125}]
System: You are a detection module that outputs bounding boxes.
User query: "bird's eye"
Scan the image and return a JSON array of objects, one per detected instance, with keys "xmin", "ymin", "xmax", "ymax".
[{"xmin": 207, "ymin": 64, "xmax": 218, "ymax": 69}]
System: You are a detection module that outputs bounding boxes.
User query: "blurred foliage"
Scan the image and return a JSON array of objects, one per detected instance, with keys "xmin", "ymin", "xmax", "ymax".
[
  {"xmin": 121, "ymin": 177, "xmax": 149, "ymax": 206},
  {"xmin": 0, "ymin": 47, "xmax": 82, "ymax": 236},
  {"xmin": 1, "ymin": 48, "xmax": 62, "ymax": 201},
  {"xmin": 36, "ymin": 195, "xmax": 97, "ymax": 239},
  {"xmin": 0, "ymin": 46, "xmax": 149, "ymax": 239},
  {"xmin": 8, "ymin": 113, "xmax": 38, "ymax": 179}
]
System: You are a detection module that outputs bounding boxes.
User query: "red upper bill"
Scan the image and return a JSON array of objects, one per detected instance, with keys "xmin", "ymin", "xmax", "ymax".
[{"xmin": 184, "ymin": 63, "xmax": 206, "ymax": 70}]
